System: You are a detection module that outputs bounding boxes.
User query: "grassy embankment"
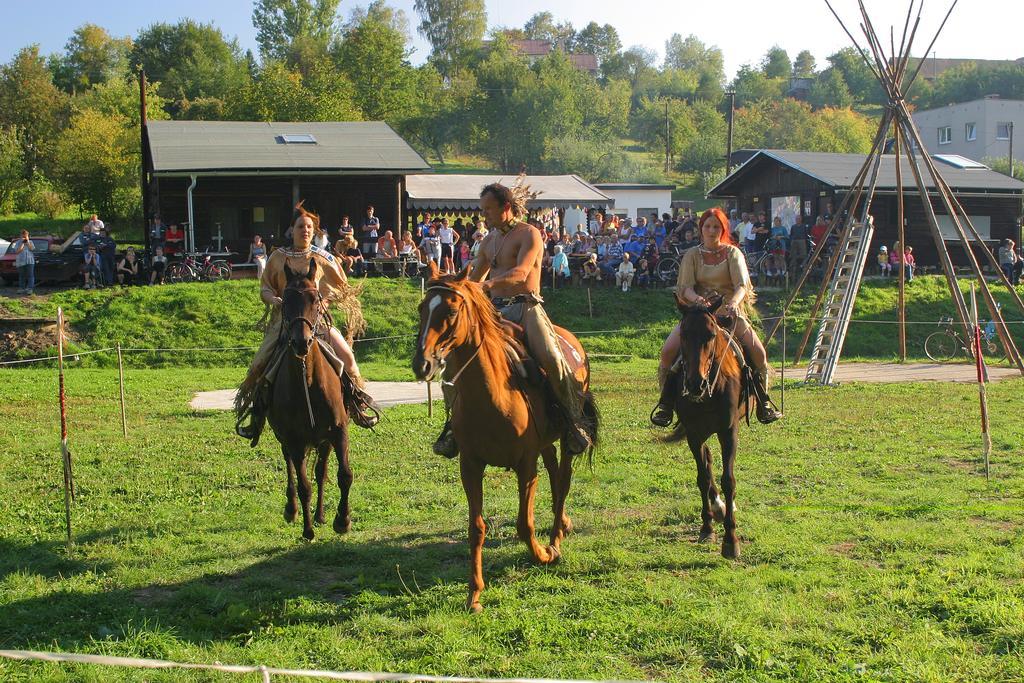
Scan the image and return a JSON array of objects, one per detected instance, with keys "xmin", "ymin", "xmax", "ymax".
[
  {"xmin": 2, "ymin": 275, "xmax": 1023, "ymax": 371},
  {"xmin": 0, "ymin": 362, "xmax": 1022, "ymax": 681}
]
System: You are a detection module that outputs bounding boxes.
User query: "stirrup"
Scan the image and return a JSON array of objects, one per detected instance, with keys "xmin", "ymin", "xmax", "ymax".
[
  {"xmin": 756, "ymin": 400, "xmax": 782, "ymax": 424},
  {"xmin": 650, "ymin": 404, "xmax": 674, "ymax": 428},
  {"xmin": 343, "ymin": 375, "xmax": 381, "ymax": 429}
]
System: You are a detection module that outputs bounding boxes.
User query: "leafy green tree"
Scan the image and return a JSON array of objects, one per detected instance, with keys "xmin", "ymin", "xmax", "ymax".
[
  {"xmin": 523, "ymin": 12, "xmax": 575, "ymax": 49},
  {"xmin": 0, "ymin": 46, "xmax": 68, "ymax": 173},
  {"xmin": 76, "ymin": 73, "xmax": 170, "ymax": 125},
  {"xmin": 733, "ymin": 99, "xmax": 874, "ymax": 154},
  {"xmin": 730, "ymin": 64, "xmax": 786, "ymax": 106},
  {"xmin": 401, "ymin": 65, "xmax": 476, "ymax": 164},
  {"xmin": 470, "ymin": 38, "xmax": 533, "ymax": 170},
  {"xmin": 53, "ymin": 108, "xmax": 137, "ymax": 219},
  {"xmin": 983, "ymin": 156, "xmax": 1024, "ymax": 182},
  {"xmin": 810, "ymin": 107, "xmax": 875, "ymax": 153},
  {"xmin": 413, "ymin": 0, "xmax": 486, "ymax": 79},
  {"xmin": 632, "ymin": 97, "xmax": 697, "ymax": 165},
  {"xmin": 346, "ymin": 0, "xmax": 410, "ymax": 39},
  {"xmin": 808, "ymin": 67, "xmax": 853, "ymax": 109},
  {"xmin": 252, "ymin": 0, "xmax": 342, "ymax": 62},
  {"xmin": 0, "ymin": 127, "xmax": 25, "ymax": 212},
  {"xmin": 131, "ymin": 20, "xmax": 250, "ymax": 117},
  {"xmin": 602, "ymin": 46, "xmax": 657, "ymax": 91},
  {"xmin": 574, "ymin": 22, "xmax": 621, "ymax": 68},
  {"xmin": 664, "ymin": 34, "xmax": 724, "ymax": 88},
  {"xmin": 50, "ymin": 24, "xmax": 131, "ymax": 93},
  {"xmin": 540, "ymin": 135, "xmax": 663, "ymax": 182},
  {"xmin": 914, "ymin": 63, "xmax": 1024, "ymax": 110},
  {"xmin": 793, "ymin": 50, "xmax": 816, "ymax": 78},
  {"xmin": 228, "ymin": 61, "xmax": 361, "ymax": 122},
  {"xmin": 826, "ymin": 47, "xmax": 882, "ymax": 104},
  {"xmin": 335, "ymin": 13, "xmax": 417, "ymax": 123},
  {"xmin": 761, "ymin": 46, "xmax": 792, "ymax": 79}
]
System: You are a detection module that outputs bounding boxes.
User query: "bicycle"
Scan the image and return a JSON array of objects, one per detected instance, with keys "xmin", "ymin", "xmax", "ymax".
[
  {"xmin": 166, "ymin": 251, "xmax": 232, "ymax": 283},
  {"xmin": 924, "ymin": 315, "xmax": 1006, "ymax": 363}
]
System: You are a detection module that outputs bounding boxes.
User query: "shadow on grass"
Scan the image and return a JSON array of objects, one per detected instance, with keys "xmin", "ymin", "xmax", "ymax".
[{"xmin": 0, "ymin": 528, "xmax": 531, "ymax": 651}]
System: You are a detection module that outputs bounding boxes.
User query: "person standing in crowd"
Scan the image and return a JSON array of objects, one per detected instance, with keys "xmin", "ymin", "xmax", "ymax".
[
  {"xmin": 416, "ymin": 212, "xmax": 433, "ymax": 239},
  {"xmin": 96, "ymin": 227, "xmax": 116, "ymax": 286},
  {"xmin": 84, "ymin": 213, "xmax": 104, "ymax": 233},
  {"xmin": 788, "ymin": 214, "xmax": 809, "ymax": 271},
  {"xmin": 736, "ymin": 212, "xmax": 754, "ymax": 252},
  {"xmin": 360, "ymin": 205, "xmax": 380, "ymax": 260},
  {"xmin": 83, "ymin": 243, "xmax": 102, "ymax": 289},
  {"xmin": 13, "ymin": 229, "xmax": 35, "ymax": 295},
  {"xmin": 551, "ymin": 244, "xmax": 571, "ymax": 287},
  {"xmin": 616, "ymin": 252, "xmax": 635, "ymax": 292},
  {"xmin": 419, "ymin": 224, "xmax": 441, "ymax": 267},
  {"xmin": 437, "ymin": 218, "xmax": 459, "ymax": 274},
  {"xmin": 150, "ymin": 245, "xmax": 168, "ymax": 284},
  {"xmin": 999, "ymin": 238, "xmax": 1021, "ymax": 285},
  {"xmin": 810, "ymin": 215, "xmax": 829, "ymax": 245},
  {"xmin": 338, "ymin": 215, "xmax": 353, "ymax": 239},
  {"xmin": 116, "ymin": 247, "xmax": 141, "ymax": 285},
  {"xmin": 470, "ymin": 229, "xmax": 486, "ymax": 260},
  {"xmin": 751, "ymin": 212, "xmax": 770, "ymax": 255},
  {"xmin": 248, "ymin": 234, "xmax": 268, "ymax": 279}
]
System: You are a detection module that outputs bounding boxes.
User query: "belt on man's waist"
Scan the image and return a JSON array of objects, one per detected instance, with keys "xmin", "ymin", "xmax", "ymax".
[{"xmin": 491, "ymin": 293, "xmax": 543, "ymax": 308}]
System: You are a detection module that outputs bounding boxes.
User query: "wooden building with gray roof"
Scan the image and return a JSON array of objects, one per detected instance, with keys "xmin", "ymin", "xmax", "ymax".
[{"xmin": 143, "ymin": 120, "xmax": 431, "ymax": 255}]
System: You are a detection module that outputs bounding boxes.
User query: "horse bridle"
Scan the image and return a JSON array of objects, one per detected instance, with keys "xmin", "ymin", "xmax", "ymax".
[
  {"xmin": 422, "ymin": 285, "xmax": 481, "ymax": 386},
  {"xmin": 679, "ymin": 312, "xmax": 738, "ymax": 402},
  {"xmin": 282, "ymin": 284, "xmax": 326, "ymax": 428}
]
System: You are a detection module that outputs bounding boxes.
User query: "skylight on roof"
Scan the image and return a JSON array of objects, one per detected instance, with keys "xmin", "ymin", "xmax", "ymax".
[
  {"xmin": 932, "ymin": 154, "xmax": 988, "ymax": 170},
  {"xmin": 278, "ymin": 133, "xmax": 317, "ymax": 144}
]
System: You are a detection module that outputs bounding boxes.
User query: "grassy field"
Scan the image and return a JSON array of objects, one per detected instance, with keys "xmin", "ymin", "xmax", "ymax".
[
  {"xmin": 0, "ymin": 362, "xmax": 1022, "ymax": 681},
  {"xmin": 3, "ymin": 275, "xmax": 1023, "ymax": 369}
]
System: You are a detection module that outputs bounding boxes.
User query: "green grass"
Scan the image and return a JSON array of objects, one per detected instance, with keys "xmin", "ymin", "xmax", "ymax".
[
  {"xmin": 4, "ymin": 275, "xmax": 1022, "ymax": 369},
  {"xmin": 1, "ymin": 363, "xmax": 1022, "ymax": 681}
]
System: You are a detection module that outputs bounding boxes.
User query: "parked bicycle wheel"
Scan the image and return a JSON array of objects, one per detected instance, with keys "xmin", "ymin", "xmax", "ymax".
[
  {"xmin": 924, "ymin": 331, "xmax": 957, "ymax": 362},
  {"xmin": 656, "ymin": 257, "xmax": 679, "ymax": 283},
  {"xmin": 211, "ymin": 260, "xmax": 232, "ymax": 280},
  {"xmin": 166, "ymin": 262, "xmax": 194, "ymax": 283}
]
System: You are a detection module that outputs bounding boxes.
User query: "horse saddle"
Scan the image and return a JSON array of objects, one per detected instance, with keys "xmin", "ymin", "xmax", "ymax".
[{"xmin": 493, "ymin": 297, "xmax": 586, "ymax": 388}]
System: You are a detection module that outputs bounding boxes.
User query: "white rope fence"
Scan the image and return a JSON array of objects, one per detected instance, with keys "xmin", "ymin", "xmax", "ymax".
[{"xmin": 0, "ymin": 649, "xmax": 643, "ymax": 683}]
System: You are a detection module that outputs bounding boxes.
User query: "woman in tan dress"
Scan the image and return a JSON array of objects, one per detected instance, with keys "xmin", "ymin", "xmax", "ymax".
[
  {"xmin": 235, "ymin": 203, "xmax": 378, "ymax": 445},
  {"xmin": 650, "ymin": 208, "xmax": 781, "ymax": 426}
]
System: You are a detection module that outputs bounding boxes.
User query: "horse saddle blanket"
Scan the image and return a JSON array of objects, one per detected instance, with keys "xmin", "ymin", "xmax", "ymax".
[{"xmin": 492, "ymin": 296, "xmax": 586, "ymax": 386}]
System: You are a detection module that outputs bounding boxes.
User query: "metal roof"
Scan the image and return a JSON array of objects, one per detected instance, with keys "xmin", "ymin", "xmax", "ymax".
[
  {"xmin": 405, "ymin": 174, "xmax": 612, "ymax": 210},
  {"xmin": 593, "ymin": 183, "xmax": 676, "ymax": 191},
  {"xmin": 709, "ymin": 149, "xmax": 1024, "ymax": 197},
  {"xmin": 146, "ymin": 120, "xmax": 431, "ymax": 175}
]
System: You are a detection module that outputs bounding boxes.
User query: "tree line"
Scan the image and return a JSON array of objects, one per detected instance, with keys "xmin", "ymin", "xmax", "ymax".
[{"xmin": 2, "ymin": 0, "xmax": 1020, "ymax": 221}]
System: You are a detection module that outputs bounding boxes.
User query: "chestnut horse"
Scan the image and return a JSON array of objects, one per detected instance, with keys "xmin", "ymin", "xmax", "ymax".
[
  {"xmin": 413, "ymin": 264, "xmax": 599, "ymax": 612},
  {"xmin": 267, "ymin": 259, "xmax": 353, "ymax": 540},
  {"xmin": 666, "ymin": 295, "xmax": 751, "ymax": 559}
]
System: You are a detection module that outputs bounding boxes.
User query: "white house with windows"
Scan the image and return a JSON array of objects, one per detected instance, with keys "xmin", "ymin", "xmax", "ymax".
[{"xmin": 912, "ymin": 96, "xmax": 1022, "ymax": 167}]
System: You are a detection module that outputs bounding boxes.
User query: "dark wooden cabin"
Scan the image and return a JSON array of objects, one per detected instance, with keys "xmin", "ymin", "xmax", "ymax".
[
  {"xmin": 142, "ymin": 121, "xmax": 431, "ymax": 257},
  {"xmin": 709, "ymin": 149, "xmax": 1024, "ymax": 268}
]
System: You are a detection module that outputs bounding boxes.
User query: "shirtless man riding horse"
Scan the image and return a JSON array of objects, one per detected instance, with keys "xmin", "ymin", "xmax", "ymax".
[{"xmin": 433, "ymin": 182, "xmax": 594, "ymax": 458}]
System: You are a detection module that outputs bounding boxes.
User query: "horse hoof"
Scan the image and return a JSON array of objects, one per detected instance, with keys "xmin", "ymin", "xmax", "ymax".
[
  {"xmin": 721, "ymin": 541, "xmax": 741, "ymax": 559},
  {"xmin": 302, "ymin": 528, "xmax": 315, "ymax": 542},
  {"xmin": 468, "ymin": 602, "xmax": 483, "ymax": 614},
  {"xmin": 562, "ymin": 516, "xmax": 574, "ymax": 535},
  {"xmin": 546, "ymin": 545, "xmax": 562, "ymax": 565},
  {"xmin": 333, "ymin": 515, "xmax": 352, "ymax": 534},
  {"xmin": 284, "ymin": 506, "xmax": 297, "ymax": 523},
  {"xmin": 315, "ymin": 512, "xmax": 326, "ymax": 526},
  {"xmin": 697, "ymin": 530, "xmax": 717, "ymax": 544}
]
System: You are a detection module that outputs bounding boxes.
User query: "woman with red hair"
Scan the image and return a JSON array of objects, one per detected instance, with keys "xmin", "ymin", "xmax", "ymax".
[{"xmin": 650, "ymin": 207, "xmax": 781, "ymax": 426}]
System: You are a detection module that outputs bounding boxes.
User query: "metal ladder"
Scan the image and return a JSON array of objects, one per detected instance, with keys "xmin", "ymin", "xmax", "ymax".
[{"xmin": 805, "ymin": 220, "xmax": 875, "ymax": 385}]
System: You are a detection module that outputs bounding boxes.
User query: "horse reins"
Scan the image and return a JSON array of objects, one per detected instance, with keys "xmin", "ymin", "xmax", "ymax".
[
  {"xmin": 283, "ymin": 285, "xmax": 327, "ymax": 429},
  {"xmin": 424, "ymin": 285, "xmax": 483, "ymax": 388}
]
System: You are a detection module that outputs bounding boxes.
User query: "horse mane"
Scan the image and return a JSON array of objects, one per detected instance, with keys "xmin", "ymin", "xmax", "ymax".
[{"xmin": 429, "ymin": 273, "xmax": 515, "ymax": 400}]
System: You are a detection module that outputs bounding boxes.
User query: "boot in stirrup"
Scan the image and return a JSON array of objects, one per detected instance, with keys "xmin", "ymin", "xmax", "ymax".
[
  {"xmin": 343, "ymin": 372, "xmax": 381, "ymax": 429},
  {"xmin": 235, "ymin": 403, "xmax": 267, "ymax": 448},
  {"xmin": 433, "ymin": 420, "xmax": 459, "ymax": 459},
  {"xmin": 754, "ymin": 370, "xmax": 782, "ymax": 424},
  {"xmin": 650, "ymin": 366, "xmax": 678, "ymax": 427}
]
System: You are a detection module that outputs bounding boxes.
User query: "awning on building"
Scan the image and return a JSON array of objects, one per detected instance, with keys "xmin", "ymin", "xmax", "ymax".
[{"xmin": 405, "ymin": 174, "xmax": 612, "ymax": 211}]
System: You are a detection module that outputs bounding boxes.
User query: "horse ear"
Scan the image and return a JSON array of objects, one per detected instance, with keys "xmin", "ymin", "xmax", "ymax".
[
  {"xmin": 453, "ymin": 263, "xmax": 471, "ymax": 282},
  {"xmin": 307, "ymin": 257, "xmax": 318, "ymax": 281},
  {"xmin": 707, "ymin": 295, "xmax": 724, "ymax": 313},
  {"xmin": 427, "ymin": 260, "xmax": 440, "ymax": 280},
  {"xmin": 283, "ymin": 262, "xmax": 296, "ymax": 282}
]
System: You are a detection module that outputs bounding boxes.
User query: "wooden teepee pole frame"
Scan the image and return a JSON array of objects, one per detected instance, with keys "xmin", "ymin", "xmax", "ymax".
[{"xmin": 772, "ymin": 0, "xmax": 1024, "ymax": 378}]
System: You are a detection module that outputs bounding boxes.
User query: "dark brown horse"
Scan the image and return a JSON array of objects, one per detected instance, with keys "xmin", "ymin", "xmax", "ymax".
[
  {"xmin": 412, "ymin": 264, "xmax": 598, "ymax": 612},
  {"xmin": 666, "ymin": 295, "xmax": 750, "ymax": 559},
  {"xmin": 267, "ymin": 258, "xmax": 353, "ymax": 540}
]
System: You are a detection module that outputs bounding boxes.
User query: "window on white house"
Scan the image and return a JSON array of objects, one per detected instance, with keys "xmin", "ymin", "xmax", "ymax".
[
  {"xmin": 938, "ymin": 126, "xmax": 952, "ymax": 145},
  {"xmin": 996, "ymin": 122, "xmax": 1012, "ymax": 140},
  {"xmin": 965, "ymin": 122, "xmax": 976, "ymax": 141}
]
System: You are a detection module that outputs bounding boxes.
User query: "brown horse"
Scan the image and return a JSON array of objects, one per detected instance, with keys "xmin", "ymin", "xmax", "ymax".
[
  {"xmin": 412, "ymin": 264, "xmax": 598, "ymax": 613},
  {"xmin": 665, "ymin": 295, "xmax": 750, "ymax": 559},
  {"xmin": 267, "ymin": 258, "xmax": 353, "ymax": 541}
]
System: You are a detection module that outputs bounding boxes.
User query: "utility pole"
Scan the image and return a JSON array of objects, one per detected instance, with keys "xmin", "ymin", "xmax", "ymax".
[
  {"xmin": 726, "ymin": 91, "xmax": 736, "ymax": 175},
  {"xmin": 1009, "ymin": 121, "xmax": 1014, "ymax": 179},
  {"xmin": 139, "ymin": 70, "xmax": 150, "ymax": 257}
]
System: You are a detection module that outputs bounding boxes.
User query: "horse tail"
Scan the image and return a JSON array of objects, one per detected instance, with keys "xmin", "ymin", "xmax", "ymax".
[{"xmin": 579, "ymin": 390, "xmax": 599, "ymax": 468}]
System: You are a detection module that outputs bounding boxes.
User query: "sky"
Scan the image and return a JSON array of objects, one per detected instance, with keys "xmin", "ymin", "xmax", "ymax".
[{"xmin": 2, "ymin": 0, "xmax": 1021, "ymax": 81}]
